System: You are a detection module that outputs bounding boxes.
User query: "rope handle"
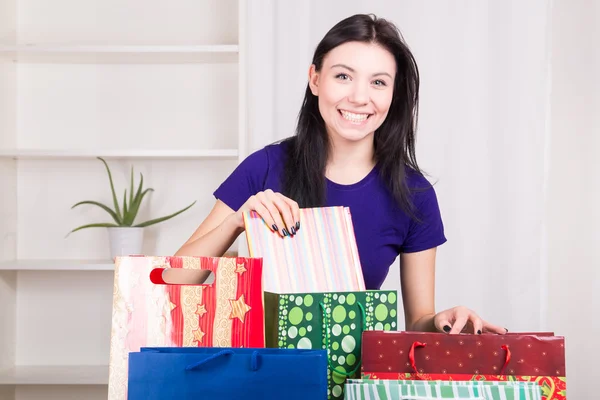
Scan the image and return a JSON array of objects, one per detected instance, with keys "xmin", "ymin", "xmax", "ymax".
[
  {"xmin": 185, "ymin": 350, "xmax": 261, "ymax": 372},
  {"xmin": 319, "ymin": 301, "xmax": 366, "ymax": 377},
  {"xmin": 408, "ymin": 341, "xmax": 427, "ymax": 373},
  {"xmin": 408, "ymin": 342, "xmax": 512, "ymax": 375},
  {"xmin": 500, "ymin": 344, "xmax": 511, "ymax": 374}
]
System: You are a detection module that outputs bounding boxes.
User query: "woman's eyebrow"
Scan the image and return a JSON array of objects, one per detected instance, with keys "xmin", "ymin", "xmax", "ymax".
[{"xmin": 330, "ymin": 63, "xmax": 392, "ymax": 79}]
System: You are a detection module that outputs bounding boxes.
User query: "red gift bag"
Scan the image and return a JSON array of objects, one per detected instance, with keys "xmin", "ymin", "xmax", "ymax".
[
  {"xmin": 361, "ymin": 331, "xmax": 566, "ymax": 400},
  {"xmin": 108, "ymin": 255, "xmax": 264, "ymax": 400}
]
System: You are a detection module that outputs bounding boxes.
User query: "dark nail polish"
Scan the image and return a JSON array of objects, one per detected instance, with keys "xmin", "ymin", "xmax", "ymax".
[
  {"xmin": 291, "ymin": 226, "xmax": 296, "ymax": 235},
  {"xmin": 477, "ymin": 330, "xmax": 482, "ymax": 335},
  {"xmin": 282, "ymin": 228, "xmax": 289, "ymax": 236},
  {"xmin": 272, "ymin": 224, "xmax": 278, "ymax": 232},
  {"xmin": 296, "ymin": 221, "xmax": 300, "ymax": 230},
  {"xmin": 443, "ymin": 325, "xmax": 451, "ymax": 333},
  {"xmin": 505, "ymin": 328, "xmax": 509, "ymax": 333}
]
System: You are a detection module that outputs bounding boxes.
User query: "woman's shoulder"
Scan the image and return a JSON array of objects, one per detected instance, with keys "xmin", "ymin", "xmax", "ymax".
[
  {"xmin": 404, "ymin": 167, "xmax": 435, "ymax": 191},
  {"xmin": 238, "ymin": 138, "xmax": 291, "ymax": 172},
  {"xmin": 402, "ymin": 167, "xmax": 442, "ymax": 212}
]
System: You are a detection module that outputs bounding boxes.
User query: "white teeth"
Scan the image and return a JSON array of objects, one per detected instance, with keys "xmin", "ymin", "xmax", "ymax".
[{"xmin": 340, "ymin": 110, "xmax": 369, "ymax": 123}]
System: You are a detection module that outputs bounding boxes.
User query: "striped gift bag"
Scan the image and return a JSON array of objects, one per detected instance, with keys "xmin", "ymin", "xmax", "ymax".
[
  {"xmin": 344, "ymin": 380, "xmax": 542, "ymax": 400},
  {"xmin": 243, "ymin": 206, "xmax": 366, "ymax": 293}
]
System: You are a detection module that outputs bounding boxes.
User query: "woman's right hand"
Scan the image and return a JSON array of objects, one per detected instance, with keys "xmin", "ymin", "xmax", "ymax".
[{"xmin": 235, "ymin": 189, "xmax": 301, "ymax": 237}]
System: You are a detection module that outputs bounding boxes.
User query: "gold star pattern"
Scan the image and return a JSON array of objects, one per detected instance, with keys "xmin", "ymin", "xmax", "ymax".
[
  {"xmin": 235, "ymin": 263, "xmax": 247, "ymax": 275},
  {"xmin": 193, "ymin": 328, "xmax": 205, "ymax": 344},
  {"xmin": 165, "ymin": 293, "xmax": 177, "ymax": 312},
  {"xmin": 195, "ymin": 304, "xmax": 207, "ymax": 318},
  {"xmin": 229, "ymin": 294, "xmax": 252, "ymax": 323}
]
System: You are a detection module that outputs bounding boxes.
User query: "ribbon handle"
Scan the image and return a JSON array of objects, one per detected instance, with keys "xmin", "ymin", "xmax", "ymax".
[
  {"xmin": 500, "ymin": 344, "xmax": 511, "ymax": 374},
  {"xmin": 185, "ymin": 350, "xmax": 261, "ymax": 372},
  {"xmin": 319, "ymin": 301, "xmax": 367, "ymax": 377},
  {"xmin": 407, "ymin": 342, "xmax": 512, "ymax": 376},
  {"xmin": 408, "ymin": 341, "xmax": 427, "ymax": 374},
  {"xmin": 185, "ymin": 350, "xmax": 234, "ymax": 371}
]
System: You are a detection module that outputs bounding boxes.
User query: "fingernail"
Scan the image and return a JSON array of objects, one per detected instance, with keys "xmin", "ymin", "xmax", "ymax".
[
  {"xmin": 290, "ymin": 226, "xmax": 296, "ymax": 235},
  {"xmin": 443, "ymin": 325, "xmax": 451, "ymax": 333},
  {"xmin": 505, "ymin": 328, "xmax": 509, "ymax": 333},
  {"xmin": 477, "ymin": 330, "xmax": 482, "ymax": 335},
  {"xmin": 272, "ymin": 224, "xmax": 278, "ymax": 232},
  {"xmin": 296, "ymin": 221, "xmax": 300, "ymax": 230},
  {"xmin": 282, "ymin": 228, "xmax": 289, "ymax": 237}
]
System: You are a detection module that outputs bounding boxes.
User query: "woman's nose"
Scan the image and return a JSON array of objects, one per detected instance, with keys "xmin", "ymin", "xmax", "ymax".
[{"xmin": 348, "ymin": 84, "xmax": 369, "ymax": 105}]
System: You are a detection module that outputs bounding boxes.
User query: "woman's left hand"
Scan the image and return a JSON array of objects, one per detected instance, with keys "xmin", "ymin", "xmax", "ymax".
[{"xmin": 433, "ymin": 306, "xmax": 507, "ymax": 335}]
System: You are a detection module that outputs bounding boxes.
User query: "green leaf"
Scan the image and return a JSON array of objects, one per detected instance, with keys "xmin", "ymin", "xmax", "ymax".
[
  {"xmin": 133, "ymin": 172, "xmax": 144, "ymax": 204},
  {"xmin": 123, "ymin": 188, "xmax": 154, "ymax": 226},
  {"xmin": 123, "ymin": 189, "xmax": 128, "ymax": 221},
  {"xmin": 65, "ymin": 222, "xmax": 120, "ymax": 237},
  {"xmin": 134, "ymin": 201, "xmax": 196, "ymax": 228},
  {"xmin": 97, "ymin": 157, "xmax": 122, "ymax": 223},
  {"xmin": 71, "ymin": 200, "xmax": 120, "ymax": 225},
  {"xmin": 129, "ymin": 166, "xmax": 134, "ymax": 207},
  {"xmin": 541, "ymin": 382, "xmax": 552, "ymax": 397}
]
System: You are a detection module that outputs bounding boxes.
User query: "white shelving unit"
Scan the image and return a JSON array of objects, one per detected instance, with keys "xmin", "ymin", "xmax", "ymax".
[
  {"xmin": 0, "ymin": 1, "xmax": 248, "ymax": 399},
  {"xmin": 0, "ymin": 260, "xmax": 114, "ymax": 271},
  {"xmin": 0, "ymin": 366, "xmax": 108, "ymax": 385},
  {"xmin": 0, "ymin": 148, "xmax": 239, "ymax": 159}
]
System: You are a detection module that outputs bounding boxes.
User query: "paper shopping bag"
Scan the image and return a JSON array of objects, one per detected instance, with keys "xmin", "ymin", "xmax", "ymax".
[
  {"xmin": 127, "ymin": 347, "xmax": 329, "ymax": 399},
  {"xmin": 243, "ymin": 206, "xmax": 366, "ymax": 293},
  {"xmin": 361, "ymin": 331, "xmax": 566, "ymax": 400},
  {"xmin": 265, "ymin": 290, "xmax": 398, "ymax": 399},
  {"xmin": 344, "ymin": 379, "xmax": 542, "ymax": 400},
  {"xmin": 108, "ymin": 255, "xmax": 264, "ymax": 400}
]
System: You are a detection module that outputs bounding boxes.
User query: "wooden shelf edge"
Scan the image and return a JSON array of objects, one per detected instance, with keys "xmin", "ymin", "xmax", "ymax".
[
  {"xmin": 0, "ymin": 365, "xmax": 108, "ymax": 385},
  {"xmin": 0, "ymin": 149, "xmax": 239, "ymax": 160},
  {"xmin": 0, "ymin": 44, "xmax": 239, "ymax": 53},
  {"xmin": 0, "ymin": 260, "xmax": 114, "ymax": 271}
]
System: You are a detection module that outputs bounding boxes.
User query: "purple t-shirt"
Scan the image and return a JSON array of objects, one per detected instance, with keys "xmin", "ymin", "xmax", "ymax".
[{"xmin": 213, "ymin": 141, "xmax": 447, "ymax": 290}]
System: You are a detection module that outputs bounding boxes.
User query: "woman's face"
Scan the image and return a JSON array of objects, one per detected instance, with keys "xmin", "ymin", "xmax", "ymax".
[{"xmin": 309, "ymin": 41, "xmax": 396, "ymax": 145}]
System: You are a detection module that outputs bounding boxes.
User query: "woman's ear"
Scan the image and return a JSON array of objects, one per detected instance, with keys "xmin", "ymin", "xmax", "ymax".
[{"xmin": 308, "ymin": 64, "xmax": 319, "ymax": 96}]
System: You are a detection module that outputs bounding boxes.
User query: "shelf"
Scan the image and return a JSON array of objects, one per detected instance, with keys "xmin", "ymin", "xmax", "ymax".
[
  {"xmin": 0, "ymin": 149, "xmax": 239, "ymax": 160},
  {"xmin": 0, "ymin": 44, "xmax": 239, "ymax": 64},
  {"xmin": 0, "ymin": 365, "xmax": 108, "ymax": 385},
  {"xmin": 0, "ymin": 260, "xmax": 114, "ymax": 271},
  {"xmin": 0, "ymin": 44, "xmax": 238, "ymax": 54}
]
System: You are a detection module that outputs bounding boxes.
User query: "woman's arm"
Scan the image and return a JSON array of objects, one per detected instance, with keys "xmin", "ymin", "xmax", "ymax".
[
  {"xmin": 400, "ymin": 248, "xmax": 439, "ymax": 332},
  {"xmin": 400, "ymin": 247, "xmax": 508, "ymax": 334},
  {"xmin": 174, "ymin": 200, "xmax": 244, "ymax": 257},
  {"xmin": 174, "ymin": 190, "xmax": 301, "ymax": 257}
]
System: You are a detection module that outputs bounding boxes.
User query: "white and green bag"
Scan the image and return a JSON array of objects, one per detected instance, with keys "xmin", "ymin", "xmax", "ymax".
[{"xmin": 344, "ymin": 379, "xmax": 542, "ymax": 400}]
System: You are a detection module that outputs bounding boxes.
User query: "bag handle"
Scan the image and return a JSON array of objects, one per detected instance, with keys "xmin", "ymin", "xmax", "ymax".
[
  {"xmin": 319, "ymin": 301, "xmax": 366, "ymax": 377},
  {"xmin": 185, "ymin": 350, "xmax": 261, "ymax": 372},
  {"xmin": 408, "ymin": 342, "xmax": 512, "ymax": 375}
]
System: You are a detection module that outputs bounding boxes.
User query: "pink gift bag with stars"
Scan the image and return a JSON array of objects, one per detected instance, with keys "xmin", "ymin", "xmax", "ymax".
[
  {"xmin": 361, "ymin": 331, "xmax": 566, "ymax": 400},
  {"xmin": 107, "ymin": 255, "xmax": 265, "ymax": 400}
]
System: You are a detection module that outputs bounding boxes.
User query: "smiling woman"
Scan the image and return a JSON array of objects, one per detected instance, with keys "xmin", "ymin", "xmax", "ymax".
[
  {"xmin": 175, "ymin": 14, "xmax": 508, "ymax": 336},
  {"xmin": 311, "ymin": 43, "xmax": 396, "ymax": 143}
]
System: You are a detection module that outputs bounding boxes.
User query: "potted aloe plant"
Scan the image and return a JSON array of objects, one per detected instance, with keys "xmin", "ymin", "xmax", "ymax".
[{"xmin": 67, "ymin": 157, "xmax": 195, "ymax": 258}]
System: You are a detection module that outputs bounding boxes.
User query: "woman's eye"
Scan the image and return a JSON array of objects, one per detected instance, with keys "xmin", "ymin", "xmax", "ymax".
[
  {"xmin": 335, "ymin": 73, "xmax": 350, "ymax": 80},
  {"xmin": 373, "ymin": 79, "xmax": 387, "ymax": 86}
]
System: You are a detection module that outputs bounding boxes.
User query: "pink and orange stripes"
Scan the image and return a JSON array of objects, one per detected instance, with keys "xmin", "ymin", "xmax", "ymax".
[{"xmin": 243, "ymin": 206, "xmax": 366, "ymax": 293}]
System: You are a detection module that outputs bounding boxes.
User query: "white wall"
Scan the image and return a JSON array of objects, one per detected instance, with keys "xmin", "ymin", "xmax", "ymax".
[{"xmin": 546, "ymin": 0, "xmax": 600, "ymax": 396}]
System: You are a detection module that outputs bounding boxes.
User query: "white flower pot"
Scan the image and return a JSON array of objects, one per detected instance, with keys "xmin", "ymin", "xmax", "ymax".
[{"xmin": 107, "ymin": 227, "xmax": 144, "ymax": 259}]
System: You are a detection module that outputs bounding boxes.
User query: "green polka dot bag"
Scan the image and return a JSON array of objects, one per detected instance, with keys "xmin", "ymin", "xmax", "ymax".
[{"xmin": 264, "ymin": 290, "xmax": 399, "ymax": 400}]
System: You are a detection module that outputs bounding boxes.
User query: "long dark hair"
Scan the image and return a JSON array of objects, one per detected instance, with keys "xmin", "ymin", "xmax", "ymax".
[{"xmin": 281, "ymin": 14, "xmax": 422, "ymax": 218}]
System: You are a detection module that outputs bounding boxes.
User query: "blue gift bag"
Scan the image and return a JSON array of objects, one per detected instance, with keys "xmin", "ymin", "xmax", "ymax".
[{"xmin": 127, "ymin": 347, "xmax": 328, "ymax": 399}]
